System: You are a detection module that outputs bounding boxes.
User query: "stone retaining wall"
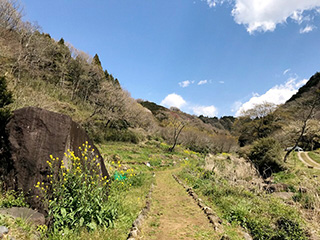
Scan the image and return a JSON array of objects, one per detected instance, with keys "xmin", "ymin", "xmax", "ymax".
[{"xmin": 127, "ymin": 183, "xmax": 154, "ymax": 240}]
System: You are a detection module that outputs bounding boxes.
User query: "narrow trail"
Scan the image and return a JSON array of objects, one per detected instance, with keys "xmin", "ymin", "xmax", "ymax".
[
  {"xmin": 297, "ymin": 152, "xmax": 320, "ymax": 170},
  {"xmin": 140, "ymin": 169, "xmax": 219, "ymax": 240}
]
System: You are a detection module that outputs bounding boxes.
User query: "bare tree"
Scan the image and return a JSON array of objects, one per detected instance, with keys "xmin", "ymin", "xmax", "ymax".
[
  {"xmin": 168, "ymin": 113, "xmax": 186, "ymax": 152},
  {"xmin": 0, "ymin": 0, "xmax": 22, "ymax": 33},
  {"xmin": 283, "ymin": 94, "xmax": 320, "ymax": 162}
]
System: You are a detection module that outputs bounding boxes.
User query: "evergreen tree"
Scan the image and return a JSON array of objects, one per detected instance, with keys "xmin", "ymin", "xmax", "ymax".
[
  {"xmin": 93, "ymin": 54, "xmax": 102, "ymax": 67},
  {"xmin": 58, "ymin": 38, "xmax": 65, "ymax": 45},
  {"xmin": 0, "ymin": 76, "xmax": 13, "ymax": 118},
  {"xmin": 114, "ymin": 78, "xmax": 120, "ymax": 88}
]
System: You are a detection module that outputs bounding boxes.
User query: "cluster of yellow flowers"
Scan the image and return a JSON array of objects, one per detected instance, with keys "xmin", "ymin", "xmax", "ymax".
[{"xmin": 35, "ymin": 142, "xmax": 112, "ymax": 201}]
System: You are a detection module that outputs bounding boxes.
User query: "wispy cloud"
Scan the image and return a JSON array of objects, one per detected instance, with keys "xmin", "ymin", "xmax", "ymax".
[
  {"xmin": 206, "ymin": 0, "xmax": 217, "ymax": 8},
  {"xmin": 300, "ymin": 25, "xmax": 316, "ymax": 33},
  {"xmin": 179, "ymin": 80, "xmax": 194, "ymax": 88},
  {"xmin": 198, "ymin": 80, "xmax": 208, "ymax": 85},
  {"xmin": 203, "ymin": 0, "xmax": 320, "ymax": 34},
  {"xmin": 283, "ymin": 68, "xmax": 291, "ymax": 75},
  {"xmin": 219, "ymin": 81, "xmax": 225, "ymax": 84},
  {"xmin": 234, "ymin": 77, "xmax": 308, "ymax": 116}
]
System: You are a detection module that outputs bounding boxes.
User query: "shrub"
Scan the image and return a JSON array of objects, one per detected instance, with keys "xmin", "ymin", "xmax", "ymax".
[
  {"xmin": 104, "ymin": 129, "xmax": 141, "ymax": 143},
  {"xmin": 0, "ymin": 190, "xmax": 28, "ymax": 208},
  {"xmin": 36, "ymin": 142, "xmax": 118, "ymax": 233},
  {"xmin": 249, "ymin": 138, "xmax": 285, "ymax": 178}
]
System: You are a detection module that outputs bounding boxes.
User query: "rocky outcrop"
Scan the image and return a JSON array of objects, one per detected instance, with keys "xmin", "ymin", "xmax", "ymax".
[
  {"xmin": 0, "ymin": 207, "xmax": 45, "ymax": 225},
  {"xmin": 1, "ymin": 107, "xmax": 109, "ymax": 212}
]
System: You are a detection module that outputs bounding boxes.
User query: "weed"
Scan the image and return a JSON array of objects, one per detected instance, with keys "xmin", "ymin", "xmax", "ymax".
[
  {"xmin": 36, "ymin": 142, "xmax": 119, "ymax": 233},
  {"xmin": 0, "ymin": 190, "xmax": 28, "ymax": 208}
]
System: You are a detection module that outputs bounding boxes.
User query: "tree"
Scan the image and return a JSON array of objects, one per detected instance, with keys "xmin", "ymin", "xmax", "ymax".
[
  {"xmin": 0, "ymin": 76, "xmax": 13, "ymax": 123},
  {"xmin": 233, "ymin": 102, "xmax": 281, "ymax": 146},
  {"xmin": 0, "ymin": 76, "xmax": 13, "ymax": 158},
  {"xmin": 0, "ymin": 0, "xmax": 22, "ymax": 33},
  {"xmin": 167, "ymin": 113, "xmax": 186, "ymax": 152},
  {"xmin": 283, "ymin": 93, "xmax": 320, "ymax": 162}
]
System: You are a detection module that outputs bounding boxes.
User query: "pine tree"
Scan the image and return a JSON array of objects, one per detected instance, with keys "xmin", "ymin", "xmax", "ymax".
[{"xmin": 93, "ymin": 54, "xmax": 102, "ymax": 67}]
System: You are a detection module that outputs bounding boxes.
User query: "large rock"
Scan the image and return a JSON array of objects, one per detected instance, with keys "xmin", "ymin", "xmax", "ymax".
[
  {"xmin": 1, "ymin": 107, "xmax": 109, "ymax": 212},
  {"xmin": 0, "ymin": 207, "xmax": 45, "ymax": 225}
]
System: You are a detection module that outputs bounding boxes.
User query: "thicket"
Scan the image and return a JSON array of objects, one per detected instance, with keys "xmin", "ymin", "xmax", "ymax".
[{"xmin": 248, "ymin": 137, "xmax": 285, "ymax": 178}]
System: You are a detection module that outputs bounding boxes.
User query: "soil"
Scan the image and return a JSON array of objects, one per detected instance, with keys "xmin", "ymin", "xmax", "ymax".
[
  {"xmin": 297, "ymin": 152, "xmax": 320, "ymax": 169},
  {"xmin": 140, "ymin": 169, "xmax": 219, "ymax": 240}
]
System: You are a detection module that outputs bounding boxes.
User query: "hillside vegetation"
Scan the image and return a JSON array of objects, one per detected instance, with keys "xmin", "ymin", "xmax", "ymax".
[{"xmin": 1, "ymin": 0, "xmax": 320, "ymax": 239}]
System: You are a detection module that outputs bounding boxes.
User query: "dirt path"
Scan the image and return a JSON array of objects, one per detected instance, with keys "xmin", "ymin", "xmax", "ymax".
[
  {"xmin": 297, "ymin": 152, "xmax": 320, "ymax": 170},
  {"xmin": 140, "ymin": 169, "xmax": 219, "ymax": 240}
]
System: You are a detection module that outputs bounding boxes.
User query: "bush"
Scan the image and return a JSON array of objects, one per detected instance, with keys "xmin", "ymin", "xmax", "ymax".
[
  {"xmin": 104, "ymin": 129, "xmax": 141, "ymax": 143},
  {"xmin": 36, "ymin": 142, "xmax": 118, "ymax": 233},
  {"xmin": 0, "ymin": 190, "xmax": 28, "ymax": 208},
  {"xmin": 249, "ymin": 138, "xmax": 285, "ymax": 178}
]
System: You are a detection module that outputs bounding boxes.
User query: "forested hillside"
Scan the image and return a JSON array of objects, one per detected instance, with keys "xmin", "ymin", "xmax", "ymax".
[{"xmin": 0, "ymin": 1, "xmax": 239, "ymax": 154}]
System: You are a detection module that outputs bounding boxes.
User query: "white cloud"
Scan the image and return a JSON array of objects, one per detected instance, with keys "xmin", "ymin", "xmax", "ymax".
[
  {"xmin": 283, "ymin": 68, "xmax": 291, "ymax": 75},
  {"xmin": 179, "ymin": 80, "xmax": 192, "ymax": 88},
  {"xmin": 300, "ymin": 25, "xmax": 316, "ymax": 33},
  {"xmin": 160, "ymin": 93, "xmax": 187, "ymax": 109},
  {"xmin": 204, "ymin": 0, "xmax": 320, "ymax": 34},
  {"xmin": 192, "ymin": 105, "xmax": 218, "ymax": 117},
  {"xmin": 198, "ymin": 80, "xmax": 208, "ymax": 85},
  {"xmin": 206, "ymin": 0, "xmax": 217, "ymax": 8},
  {"xmin": 219, "ymin": 81, "xmax": 225, "ymax": 84},
  {"xmin": 234, "ymin": 77, "xmax": 308, "ymax": 116}
]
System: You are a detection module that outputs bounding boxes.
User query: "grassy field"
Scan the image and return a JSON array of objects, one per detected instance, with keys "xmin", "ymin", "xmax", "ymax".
[
  {"xmin": 308, "ymin": 151, "xmax": 320, "ymax": 164},
  {"xmin": 1, "ymin": 143, "xmax": 319, "ymax": 239}
]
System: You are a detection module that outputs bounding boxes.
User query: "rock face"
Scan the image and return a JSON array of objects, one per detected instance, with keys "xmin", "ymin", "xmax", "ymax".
[
  {"xmin": 0, "ymin": 207, "xmax": 45, "ymax": 225},
  {"xmin": 1, "ymin": 107, "xmax": 109, "ymax": 211}
]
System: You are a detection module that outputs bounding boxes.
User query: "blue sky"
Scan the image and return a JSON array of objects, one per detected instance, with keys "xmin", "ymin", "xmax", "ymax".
[{"xmin": 21, "ymin": 0, "xmax": 320, "ymax": 117}]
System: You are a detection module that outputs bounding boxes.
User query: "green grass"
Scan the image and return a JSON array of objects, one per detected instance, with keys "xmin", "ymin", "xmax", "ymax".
[
  {"xmin": 308, "ymin": 152, "xmax": 320, "ymax": 164},
  {"xmin": 98, "ymin": 141, "xmax": 200, "ymax": 170}
]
